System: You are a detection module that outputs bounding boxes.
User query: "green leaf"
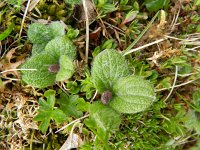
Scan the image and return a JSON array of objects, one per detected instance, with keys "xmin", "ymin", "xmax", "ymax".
[
  {"xmin": 145, "ymin": 0, "xmax": 170, "ymax": 12},
  {"xmin": 27, "ymin": 22, "xmax": 65, "ymax": 44},
  {"xmin": 89, "ymin": 102, "xmax": 121, "ymax": 132},
  {"xmin": 67, "ymin": 28, "xmax": 79, "ymax": 39},
  {"xmin": 76, "ymin": 98, "xmax": 90, "ymax": 112},
  {"xmin": 120, "ymin": 0, "xmax": 129, "ymax": 5},
  {"xmin": 185, "ymin": 111, "xmax": 200, "ymax": 134},
  {"xmin": 109, "ymin": 76, "xmax": 155, "ymax": 113},
  {"xmin": 194, "ymin": 0, "xmax": 200, "ymax": 5},
  {"xmin": 27, "ymin": 23, "xmax": 52, "ymax": 44},
  {"xmin": 51, "ymin": 109, "xmax": 68, "ymax": 123},
  {"xmin": 56, "ymin": 55, "xmax": 74, "ymax": 81},
  {"xmin": 45, "ymin": 36, "xmax": 76, "ymax": 60},
  {"xmin": 48, "ymin": 21, "xmax": 65, "ymax": 39},
  {"xmin": 58, "ymin": 92, "xmax": 83, "ymax": 118},
  {"xmin": 34, "ymin": 90, "xmax": 66, "ymax": 133},
  {"xmin": 21, "ymin": 37, "xmax": 76, "ymax": 88},
  {"xmin": 85, "ymin": 102, "xmax": 121, "ymax": 147},
  {"xmin": 44, "ymin": 89, "xmax": 56, "ymax": 108},
  {"xmin": 91, "ymin": 49, "xmax": 129, "ymax": 93},
  {"xmin": 7, "ymin": 0, "xmax": 24, "ymax": 7},
  {"xmin": 0, "ymin": 22, "xmax": 14, "ymax": 41},
  {"xmin": 101, "ymin": 4, "xmax": 117, "ymax": 13},
  {"xmin": 102, "ymin": 39, "xmax": 117, "ymax": 50},
  {"xmin": 67, "ymin": 81, "xmax": 81, "ymax": 94},
  {"xmin": 124, "ymin": 10, "xmax": 138, "ymax": 24},
  {"xmin": 20, "ymin": 36, "xmax": 76, "ymax": 88},
  {"xmin": 159, "ymin": 77, "xmax": 171, "ymax": 89},
  {"xmin": 20, "ymin": 52, "xmax": 57, "ymax": 88},
  {"xmin": 28, "ymin": 22, "xmax": 65, "ymax": 55},
  {"xmin": 32, "ymin": 43, "xmax": 47, "ymax": 55}
]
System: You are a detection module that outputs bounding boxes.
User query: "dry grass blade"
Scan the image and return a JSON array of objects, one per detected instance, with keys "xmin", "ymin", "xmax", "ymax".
[
  {"xmin": 156, "ymin": 76, "xmax": 200, "ymax": 92},
  {"xmin": 164, "ymin": 66, "xmax": 178, "ymax": 102},
  {"xmin": 19, "ymin": 0, "xmax": 31, "ymax": 38},
  {"xmin": 123, "ymin": 38, "xmax": 165, "ymax": 56},
  {"xmin": 55, "ymin": 114, "xmax": 89, "ymax": 133},
  {"xmin": 0, "ymin": 68, "xmax": 37, "ymax": 74},
  {"xmin": 170, "ymin": 5, "xmax": 180, "ymax": 33}
]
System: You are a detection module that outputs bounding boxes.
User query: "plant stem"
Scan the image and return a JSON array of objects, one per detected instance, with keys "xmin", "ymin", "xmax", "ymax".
[{"xmin": 30, "ymin": 129, "xmax": 35, "ymax": 150}]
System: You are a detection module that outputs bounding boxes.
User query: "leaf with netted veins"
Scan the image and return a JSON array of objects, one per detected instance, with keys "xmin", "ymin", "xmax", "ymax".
[
  {"xmin": 91, "ymin": 49, "xmax": 129, "ymax": 93},
  {"xmin": 109, "ymin": 76, "xmax": 155, "ymax": 113},
  {"xmin": 28, "ymin": 21, "xmax": 65, "ymax": 45},
  {"xmin": 27, "ymin": 22, "xmax": 65, "ymax": 54},
  {"xmin": 89, "ymin": 102, "xmax": 121, "ymax": 132},
  {"xmin": 20, "ymin": 52, "xmax": 57, "ymax": 88},
  {"xmin": 85, "ymin": 102, "xmax": 121, "ymax": 147},
  {"xmin": 45, "ymin": 36, "xmax": 76, "ymax": 60},
  {"xmin": 48, "ymin": 21, "xmax": 65, "ymax": 39},
  {"xmin": 27, "ymin": 23, "xmax": 52, "ymax": 44},
  {"xmin": 20, "ymin": 36, "xmax": 76, "ymax": 88}
]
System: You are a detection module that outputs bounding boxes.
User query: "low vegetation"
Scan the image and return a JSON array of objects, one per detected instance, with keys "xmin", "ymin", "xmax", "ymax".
[{"xmin": 0, "ymin": 0, "xmax": 200, "ymax": 149}]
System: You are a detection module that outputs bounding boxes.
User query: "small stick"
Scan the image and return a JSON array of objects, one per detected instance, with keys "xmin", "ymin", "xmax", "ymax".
[{"xmin": 82, "ymin": 0, "xmax": 89, "ymax": 64}]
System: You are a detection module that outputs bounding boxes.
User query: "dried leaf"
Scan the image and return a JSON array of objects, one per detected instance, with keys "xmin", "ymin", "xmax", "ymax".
[
  {"xmin": 0, "ymin": 49, "xmax": 25, "ymax": 78},
  {"xmin": 60, "ymin": 133, "xmax": 83, "ymax": 150}
]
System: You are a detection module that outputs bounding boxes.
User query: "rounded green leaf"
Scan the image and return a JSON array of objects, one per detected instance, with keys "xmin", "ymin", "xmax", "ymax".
[
  {"xmin": 27, "ymin": 23, "xmax": 52, "ymax": 44},
  {"xmin": 45, "ymin": 36, "xmax": 76, "ymax": 60},
  {"xmin": 91, "ymin": 49, "xmax": 129, "ymax": 93},
  {"xmin": 20, "ymin": 52, "xmax": 57, "ymax": 88},
  {"xmin": 48, "ymin": 21, "xmax": 65, "ymax": 39},
  {"xmin": 56, "ymin": 55, "xmax": 74, "ymax": 81},
  {"xmin": 109, "ymin": 76, "xmax": 155, "ymax": 114},
  {"xmin": 89, "ymin": 102, "xmax": 121, "ymax": 132},
  {"xmin": 28, "ymin": 22, "xmax": 65, "ymax": 45}
]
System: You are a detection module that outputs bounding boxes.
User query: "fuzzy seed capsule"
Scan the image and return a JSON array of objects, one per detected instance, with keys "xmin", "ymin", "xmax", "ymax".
[
  {"xmin": 101, "ymin": 91, "xmax": 112, "ymax": 104},
  {"xmin": 48, "ymin": 64, "xmax": 60, "ymax": 73}
]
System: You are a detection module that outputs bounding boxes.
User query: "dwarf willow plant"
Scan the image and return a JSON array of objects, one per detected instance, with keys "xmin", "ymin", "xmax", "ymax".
[
  {"xmin": 83, "ymin": 49, "xmax": 156, "ymax": 148},
  {"xmin": 91, "ymin": 49, "xmax": 155, "ymax": 114},
  {"xmin": 20, "ymin": 21, "xmax": 76, "ymax": 88}
]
